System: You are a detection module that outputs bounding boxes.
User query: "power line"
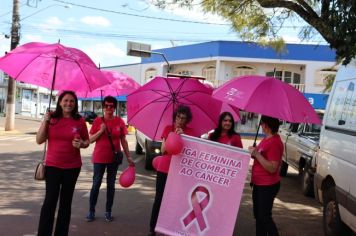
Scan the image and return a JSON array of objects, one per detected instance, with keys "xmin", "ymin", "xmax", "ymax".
[
  {"xmin": 19, "ymin": 24, "xmax": 327, "ymax": 45},
  {"xmin": 51, "ymin": 0, "xmax": 312, "ymax": 29},
  {"xmin": 51, "ymin": 0, "xmax": 231, "ymax": 25},
  {"xmin": 20, "ymin": 25, "xmax": 231, "ymax": 42}
]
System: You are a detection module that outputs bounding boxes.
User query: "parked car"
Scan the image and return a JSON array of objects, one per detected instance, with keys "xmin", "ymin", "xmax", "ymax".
[
  {"xmin": 135, "ymin": 129, "xmax": 162, "ymax": 170},
  {"xmin": 314, "ymin": 59, "xmax": 356, "ymax": 235},
  {"xmin": 79, "ymin": 111, "xmax": 97, "ymax": 124},
  {"xmin": 279, "ymin": 120, "xmax": 322, "ymax": 197}
]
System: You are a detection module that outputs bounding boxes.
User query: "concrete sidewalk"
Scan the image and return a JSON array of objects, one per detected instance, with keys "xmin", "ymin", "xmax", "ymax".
[{"xmin": 0, "ymin": 115, "xmax": 41, "ymax": 135}]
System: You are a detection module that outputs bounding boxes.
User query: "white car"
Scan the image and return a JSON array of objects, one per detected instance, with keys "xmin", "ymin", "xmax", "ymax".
[{"xmin": 135, "ymin": 129, "xmax": 162, "ymax": 170}]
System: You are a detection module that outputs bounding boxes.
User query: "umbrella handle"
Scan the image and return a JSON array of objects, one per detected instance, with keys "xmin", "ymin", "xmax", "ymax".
[{"xmin": 253, "ymin": 118, "xmax": 262, "ymax": 147}]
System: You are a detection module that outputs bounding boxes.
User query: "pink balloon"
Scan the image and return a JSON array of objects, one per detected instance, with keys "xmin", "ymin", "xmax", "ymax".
[
  {"xmin": 119, "ymin": 166, "xmax": 135, "ymax": 188},
  {"xmin": 158, "ymin": 155, "xmax": 172, "ymax": 172},
  {"xmin": 152, "ymin": 156, "xmax": 162, "ymax": 170},
  {"xmin": 165, "ymin": 132, "xmax": 183, "ymax": 155}
]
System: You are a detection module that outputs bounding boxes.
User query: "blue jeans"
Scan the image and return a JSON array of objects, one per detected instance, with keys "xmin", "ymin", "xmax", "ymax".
[{"xmin": 89, "ymin": 162, "xmax": 119, "ymax": 213}]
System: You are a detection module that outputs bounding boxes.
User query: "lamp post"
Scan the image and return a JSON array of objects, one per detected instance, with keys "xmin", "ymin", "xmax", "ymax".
[
  {"xmin": 127, "ymin": 41, "xmax": 171, "ymax": 83},
  {"xmin": 21, "ymin": 4, "xmax": 71, "ymax": 21}
]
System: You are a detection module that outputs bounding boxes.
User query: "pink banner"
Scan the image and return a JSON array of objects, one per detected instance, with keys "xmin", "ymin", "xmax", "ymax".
[{"xmin": 156, "ymin": 135, "xmax": 250, "ymax": 236}]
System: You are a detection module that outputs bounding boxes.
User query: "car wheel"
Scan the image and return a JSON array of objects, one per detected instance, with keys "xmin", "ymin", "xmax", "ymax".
[
  {"xmin": 135, "ymin": 141, "xmax": 143, "ymax": 154},
  {"xmin": 301, "ymin": 165, "xmax": 314, "ymax": 197},
  {"xmin": 279, "ymin": 160, "xmax": 288, "ymax": 177},
  {"xmin": 145, "ymin": 153, "xmax": 155, "ymax": 170},
  {"xmin": 144, "ymin": 140, "xmax": 154, "ymax": 170},
  {"xmin": 323, "ymin": 186, "xmax": 350, "ymax": 236}
]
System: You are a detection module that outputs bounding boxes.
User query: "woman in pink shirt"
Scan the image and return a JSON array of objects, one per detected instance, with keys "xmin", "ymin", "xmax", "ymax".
[
  {"xmin": 248, "ymin": 115, "xmax": 283, "ymax": 236},
  {"xmin": 36, "ymin": 91, "xmax": 90, "ymax": 236},
  {"xmin": 86, "ymin": 96, "xmax": 134, "ymax": 222},
  {"xmin": 208, "ymin": 112, "xmax": 243, "ymax": 148},
  {"xmin": 149, "ymin": 105, "xmax": 195, "ymax": 236}
]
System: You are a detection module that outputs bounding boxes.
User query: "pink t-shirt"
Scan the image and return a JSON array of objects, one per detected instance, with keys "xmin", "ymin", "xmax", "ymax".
[
  {"xmin": 46, "ymin": 117, "xmax": 89, "ymax": 169},
  {"xmin": 251, "ymin": 134, "xmax": 283, "ymax": 185},
  {"xmin": 157, "ymin": 125, "xmax": 196, "ymax": 173},
  {"xmin": 208, "ymin": 133, "xmax": 243, "ymax": 148},
  {"xmin": 90, "ymin": 117, "xmax": 128, "ymax": 163}
]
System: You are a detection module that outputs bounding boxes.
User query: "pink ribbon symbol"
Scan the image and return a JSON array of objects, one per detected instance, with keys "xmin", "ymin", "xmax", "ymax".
[{"xmin": 182, "ymin": 186, "xmax": 210, "ymax": 231}]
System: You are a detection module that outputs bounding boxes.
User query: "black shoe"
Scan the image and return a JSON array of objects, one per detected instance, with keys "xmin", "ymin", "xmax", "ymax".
[
  {"xmin": 86, "ymin": 211, "xmax": 95, "ymax": 222},
  {"xmin": 105, "ymin": 212, "xmax": 113, "ymax": 222}
]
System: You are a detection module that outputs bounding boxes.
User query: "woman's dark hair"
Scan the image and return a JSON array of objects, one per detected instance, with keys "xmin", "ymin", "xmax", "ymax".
[
  {"xmin": 51, "ymin": 90, "xmax": 81, "ymax": 120},
  {"xmin": 261, "ymin": 115, "xmax": 280, "ymax": 134},
  {"xmin": 102, "ymin": 95, "xmax": 117, "ymax": 108},
  {"xmin": 209, "ymin": 112, "xmax": 237, "ymax": 141},
  {"xmin": 173, "ymin": 105, "xmax": 193, "ymax": 124}
]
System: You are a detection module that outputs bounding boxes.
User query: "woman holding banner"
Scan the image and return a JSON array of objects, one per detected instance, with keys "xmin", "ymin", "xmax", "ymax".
[
  {"xmin": 148, "ymin": 105, "xmax": 196, "ymax": 236},
  {"xmin": 208, "ymin": 112, "xmax": 243, "ymax": 148},
  {"xmin": 248, "ymin": 115, "xmax": 283, "ymax": 236}
]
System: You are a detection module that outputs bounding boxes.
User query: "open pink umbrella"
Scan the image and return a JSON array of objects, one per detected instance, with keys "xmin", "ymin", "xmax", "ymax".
[
  {"xmin": 0, "ymin": 42, "xmax": 111, "ymax": 92},
  {"xmin": 213, "ymin": 75, "xmax": 321, "ymax": 124},
  {"xmin": 213, "ymin": 75, "xmax": 321, "ymax": 144},
  {"xmin": 221, "ymin": 102, "xmax": 240, "ymax": 121},
  {"xmin": 76, "ymin": 70, "xmax": 140, "ymax": 98},
  {"xmin": 203, "ymin": 83, "xmax": 240, "ymax": 121},
  {"xmin": 127, "ymin": 76, "xmax": 222, "ymax": 141}
]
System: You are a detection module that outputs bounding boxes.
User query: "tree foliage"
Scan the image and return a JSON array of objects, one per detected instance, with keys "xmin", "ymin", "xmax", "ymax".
[
  {"xmin": 323, "ymin": 74, "xmax": 335, "ymax": 93},
  {"xmin": 153, "ymin": 0, "xmax": 356, "ymax": 64}
]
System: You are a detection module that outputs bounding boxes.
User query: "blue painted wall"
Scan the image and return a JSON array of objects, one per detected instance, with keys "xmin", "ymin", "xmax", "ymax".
[{"xmin": 142, "ymin": 41, "xmax": 336, "ymax": 64}]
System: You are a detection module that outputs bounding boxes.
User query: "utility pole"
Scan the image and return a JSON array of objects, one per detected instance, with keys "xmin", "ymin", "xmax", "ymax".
[{"xmin": 5, "ymin": 0, "xmax": 20, "ymax": 131}]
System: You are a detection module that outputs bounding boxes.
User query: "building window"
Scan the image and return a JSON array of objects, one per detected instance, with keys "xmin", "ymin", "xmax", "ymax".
[
  {"xmin": 176, "ymin": 70, "xmax": 193, "ymax": 76},
  {"xmin": 266, "ymin": 70, "xmax": 301, "ymax": 84},
  {"xmin": 202, "ymin": 66, "xmax": 216, "ymax": 85},
  {"xmin": 232, "ymin": 66, "xmax": 255, "ymax": 77},
  {"xmin": 145, "ymin": 68, "xmax": 157, "ymax": 83}
]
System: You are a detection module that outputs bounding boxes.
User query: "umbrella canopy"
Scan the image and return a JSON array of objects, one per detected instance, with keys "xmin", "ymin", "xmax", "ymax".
[
  {"xmin": 0, "ymin": 42, "xmax": 111, "ymax": 92},
  {"xmin": 213, "ymin": 75, "xmax": 321, "ymax": 124},
  {"xmin": 221, "ymin": 102, "xmax": 240, "ymax": 121},
  {"xmin": 77, "ymin": 70, "xmax": 140, "ymax": 98},
  {"xmin": 127, "ymin": 76, "xmax": 222, "ymax": 141}
]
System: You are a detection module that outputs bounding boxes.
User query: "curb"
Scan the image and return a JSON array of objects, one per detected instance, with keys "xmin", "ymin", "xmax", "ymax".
[{"xmin": 0, "ymin": 129, "xmax": 22, "ymax": 136}]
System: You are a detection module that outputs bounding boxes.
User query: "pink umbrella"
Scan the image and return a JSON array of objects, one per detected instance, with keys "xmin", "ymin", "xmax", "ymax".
[
  {"xmin": 76, "ymin": 70, "xmax": 140, "ymax": 98},
  {"xmin": 221, "ymin": 102, "xmax": 240, "ymax": 121},
  {"xmin": 213, "ymin": 75, "xmax": 321, "ymax": 145},
  {"xmin": 0, "ymin": 42, "xmax": 111, "ymax": 92},
  {"xmin": 127, "ymin": 76, "xmax": 222, "ymax": 141},
  {"xmin": 213, "ymin": 75, "xmax": 321, "ymax": 124},
  {"xmin": 204, "ymin": 83, "xmax": 240, "ymax": 121}
]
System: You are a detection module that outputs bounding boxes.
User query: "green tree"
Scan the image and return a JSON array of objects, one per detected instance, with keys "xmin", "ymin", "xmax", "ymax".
[
  {"xmin": 323, "ymin": 74, "xmax": 335, "ymax": 93},
  {"xmin": 154, "ymin": 0, "xmax": 356, "ymax": 64}
]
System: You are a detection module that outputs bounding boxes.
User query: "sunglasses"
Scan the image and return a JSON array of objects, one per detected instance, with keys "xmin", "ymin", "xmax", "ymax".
[{"xmin": 176, "ymin": 115, "xmax": 187, "ymax": 121}]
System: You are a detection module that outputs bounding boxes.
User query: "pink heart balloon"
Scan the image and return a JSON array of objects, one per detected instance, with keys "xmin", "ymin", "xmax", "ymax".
[
  {"xmin": 165, "ymin": 132, "xmax": 183, "ymax": 155},
  {"xmin": 152, "ymin": 156, "xmax": 163, "ymax": 170},
  {"xmin": 119, "ymin": 166, "xmax": 135, "ymax": 188}
]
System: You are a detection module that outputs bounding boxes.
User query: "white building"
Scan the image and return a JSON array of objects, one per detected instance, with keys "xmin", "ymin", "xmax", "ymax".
[
  {"xmin": 1, "ymin": 41, "xmax": 336, "ymax": 127},
  {"xmin": 106, "ymin": 40, "xmax": 336, "ymax": 133}
]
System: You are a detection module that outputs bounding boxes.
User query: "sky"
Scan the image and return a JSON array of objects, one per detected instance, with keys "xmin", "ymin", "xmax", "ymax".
[{"xmin": 0, "ymin": 0, "xmax": 326, "ymax": 67}]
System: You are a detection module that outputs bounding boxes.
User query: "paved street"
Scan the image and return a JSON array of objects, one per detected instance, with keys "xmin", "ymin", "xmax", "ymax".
[{"xmin": 0, "ymin": 117, "xmax": 324, "ymax": 236}]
